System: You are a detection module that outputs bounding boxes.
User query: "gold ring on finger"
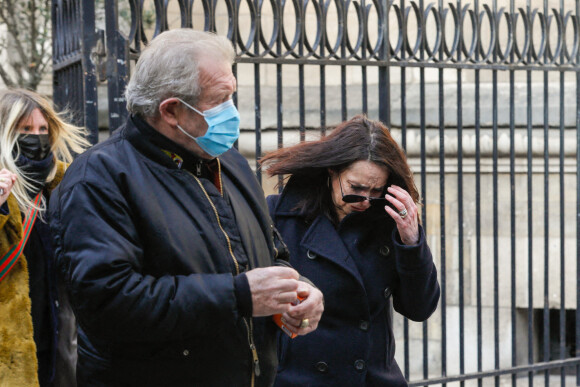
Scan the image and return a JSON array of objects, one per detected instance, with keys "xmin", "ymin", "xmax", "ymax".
[{"xmin": 300, "ymin": 318, "xmax": 310, "ymax": 329}]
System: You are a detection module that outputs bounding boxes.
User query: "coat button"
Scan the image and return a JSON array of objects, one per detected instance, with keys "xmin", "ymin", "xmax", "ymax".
[
  {"xmin": 383, "ymin": 287, "xmax": 392, "ymax": 299},
  {"xmin": 315, "ymin": 361, "xmax": 328, "ymax": 373},
  {"xmin": 183, "ymin": 349, "xmax": 190, "ymax": 356},
  {"xmin": 379, "ymin": 245, "xmax": 390, "ymax": 256},
  {"xmin": 354, "ymin": 359, "xmax": 366, "ymax": 372},
  {"xmin": 359, "ymin": 320, "xmax": 369, "ymax": 331},
  {"xmin": 306, "ymin": 250, "xmax": 317, "ymax": 259}
]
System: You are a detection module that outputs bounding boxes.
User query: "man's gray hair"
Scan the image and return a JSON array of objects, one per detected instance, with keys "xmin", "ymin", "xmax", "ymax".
[{"xmin": 125, "ymin": 29, "xmax": 235, "ymax": 117}]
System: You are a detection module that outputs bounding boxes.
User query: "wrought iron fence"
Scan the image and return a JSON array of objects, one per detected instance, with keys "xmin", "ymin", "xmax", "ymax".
[
  {"xmin": 52, "ymin": 0, "xmax": 99, "ymax": 144},
  {"xmin": 53, "ymin": 0, "xmax": 580, "ymax": 385}
]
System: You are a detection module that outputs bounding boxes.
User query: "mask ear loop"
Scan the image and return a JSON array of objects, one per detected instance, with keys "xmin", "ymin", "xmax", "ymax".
[
  {"xmin": 176, "ymin": 124, "xmax": 199, "ymax": 142},
  {"xmin": 174, "ymin": 98, "xmax": 204, "ymax": 141},
  {"xmin": 176, "ymin": 98, "xmax": 205, "ymax": 116}
]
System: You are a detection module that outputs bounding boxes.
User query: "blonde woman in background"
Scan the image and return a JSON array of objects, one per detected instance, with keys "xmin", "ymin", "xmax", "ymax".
[{"xmin": 0, "ymin": 88, "xmax": 89, "ymax": 387}]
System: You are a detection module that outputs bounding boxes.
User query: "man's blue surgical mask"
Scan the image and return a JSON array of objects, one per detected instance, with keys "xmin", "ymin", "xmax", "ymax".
[{"xmin": 176, "ymin": 98, "xmax": 240, "ymax": 157}]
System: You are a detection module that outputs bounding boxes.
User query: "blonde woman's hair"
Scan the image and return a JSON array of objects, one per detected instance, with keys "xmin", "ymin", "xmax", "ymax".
[
  {"xmin": 125, "ymin": 29, "xmax": 236, "ymax": 117},
  {"xmin": 0, "ymin": 88, "xmax": 90, "ymax": 214}
]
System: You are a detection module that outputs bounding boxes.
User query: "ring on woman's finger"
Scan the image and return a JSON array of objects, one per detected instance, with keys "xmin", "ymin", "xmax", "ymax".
[
  {"xmin": 300, "ymin": 318, "xmax": 310, "ymax": 329},
  {"xmin": 399, "ymin": 208, "xmax": 408, "ymax": 219},
  {"xmin": 0, "ymin": 188, "xmax": 4, "ymax": 195},
  {"xmin": 0, "ymin": 178, "xmax": 5, "ymax": 183}
]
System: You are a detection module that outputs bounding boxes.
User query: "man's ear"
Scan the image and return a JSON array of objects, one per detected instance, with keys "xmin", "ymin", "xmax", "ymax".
[{"xmin": 158, "ymin": 98, "xmax": 181, "ymax": 126}]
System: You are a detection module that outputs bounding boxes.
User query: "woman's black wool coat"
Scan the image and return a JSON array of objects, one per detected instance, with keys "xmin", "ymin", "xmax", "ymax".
[{"xmin": 268, "ymin": 177, "xmax": 440, "ymax": 387}]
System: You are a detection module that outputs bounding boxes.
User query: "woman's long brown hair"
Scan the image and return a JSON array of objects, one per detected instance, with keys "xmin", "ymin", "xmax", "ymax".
[{"xmin": 260, "ymin": 115, "xmax": 419, "ymax": 223}]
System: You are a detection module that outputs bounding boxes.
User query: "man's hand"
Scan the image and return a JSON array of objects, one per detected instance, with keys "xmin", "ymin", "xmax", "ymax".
[
  {"xmin": 246, "ymin": 266, "xmax": 301, "ymax": 317},
  {"xmin": 277, "ymin": 282, "xmax": 324, "ymax": 336}
]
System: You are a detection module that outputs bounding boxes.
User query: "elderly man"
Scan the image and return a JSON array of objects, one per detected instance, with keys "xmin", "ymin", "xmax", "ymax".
[{"xmin": 49, "ymin": 29, "xmax": 324, "ymax": 387}]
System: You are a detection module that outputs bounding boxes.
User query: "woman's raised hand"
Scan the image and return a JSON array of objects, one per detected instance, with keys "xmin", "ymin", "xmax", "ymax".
[
  {"xmin": 0, "ymin": 168, "xmax": 17, "ymax": 207},
  {"xmin": 384, "ymin": 185, "xmax": 419, "ymax": 245}
]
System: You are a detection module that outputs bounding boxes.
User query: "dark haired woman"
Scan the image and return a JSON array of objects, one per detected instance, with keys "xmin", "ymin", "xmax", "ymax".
[{"xmin": 261, "ymin": 115, "xmax": 440, "ymax": 386}]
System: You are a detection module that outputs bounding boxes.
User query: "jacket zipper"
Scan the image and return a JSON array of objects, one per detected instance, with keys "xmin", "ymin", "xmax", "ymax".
[
  {"xmin": 190, "ymin": 172, "xmax": 239, "ymax": 274},
  {"xmin": 244, "ymin": 318, "xmax": 261, "ymax": 385},
  {"xmin": 190, "ymin": 172, "xmax": 259, "ymax": 386}
]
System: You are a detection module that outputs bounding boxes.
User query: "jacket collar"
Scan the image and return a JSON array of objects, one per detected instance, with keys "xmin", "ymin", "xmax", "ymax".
[
  {"xmin": 126, "ymin": 114, "xmax": 214, "ymax": 172},
  {"xmin": 272, "ymin": 176, "xmax": 365, "ymax": 286},
  {"xmin": 272, "ymin": 176, "xmax": 314, "ymax": 216}
]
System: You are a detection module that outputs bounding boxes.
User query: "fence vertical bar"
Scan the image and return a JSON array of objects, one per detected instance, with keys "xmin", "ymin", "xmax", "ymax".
[
  {"xmin": 437, "ymin": 0, "xmax": 447, "ymax": 384},
  {"xmin": 299, "ymin": 0, "xmax": 306, "ymax": 141},
  {"xmin": 558, "ymin": 2, "xmax": 566, "ymax": 386},
  {"xmin": 491, "ymin": 2, "xmax": 499, "ymax": 386},
  {"xmin": 526, "ymin": 2, "xmax": 534, "ymax": 385},
  {"xmin": 253, "ymin": 0, "xmax": 262, "ymax": 182},
  {"xmin": 401, "ymin": 0, "xmax": 409, "ymax": 380},
  {"xmin": 361, "ymin": 0, "xmax": 368, "ymax": 115},
  {"xmin": 105, "ymin": 0, "xmax": 129, "ymax": 132},
  {"xmin": 80, "ymin": 0, "xmax": 98, "ymax": 143},
  {"xmin": 276, "ymin": 0, "xmax": 284, "ymax": 190},
  {"xmin": 319, "ymin": 0, "xmax": 326, "ymax": 136},
  {"xmin": 418, "ymin": 0, "xmax": 429, "ymax": 379},
  {"xmin": 509, "ymin": 1, "xmax": 516, "ymax": 386},
  {"xmin": 340, "ymin": 1, "xmax": 347, "ymax": 121},
  {"xmin": 473, "ymin": 1, "xmax": 482, "ymax": 385},
  {"xmin": 576, "ymin": 2, "xmax": 580, "ymax": 386},
  {"xmin": 542, "ymin": 2, "xmax": 550, "ymax": 386},
  {"xmin": 378, "ymin": 0, "xmax": 390, "ymax": 125},
  {"xmin": 457, "ymin": 1, "xmax": 464, "ymax": 385}
]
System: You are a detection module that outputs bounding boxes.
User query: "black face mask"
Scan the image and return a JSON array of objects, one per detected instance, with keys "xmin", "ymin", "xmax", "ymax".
[
  {"xmin": 15, "ymin": 134, "xmax": 51, "ymax": 161},
  {"xmin": 15, "ymin": 152, "xmax": 54, "ymax": 196}
]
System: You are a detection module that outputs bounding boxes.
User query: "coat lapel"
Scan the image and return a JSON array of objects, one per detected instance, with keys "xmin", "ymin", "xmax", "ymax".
[{"xmin": 299, "ymin": 214, "xmax": 365, "ymax": 288}]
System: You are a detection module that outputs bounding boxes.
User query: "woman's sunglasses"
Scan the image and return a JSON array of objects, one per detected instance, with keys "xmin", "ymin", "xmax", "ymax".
[{"xmin": 338, "ymin": 175, "xmax": 388, "ymax": 206}]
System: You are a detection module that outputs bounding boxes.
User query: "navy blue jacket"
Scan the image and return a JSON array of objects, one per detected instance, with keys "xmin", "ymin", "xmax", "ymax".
[
  {"xmin": 268, "ymin": 178, "xmax": 440, "ymax": 387},
  {"xmin": 49, "ymin": 116, "xmax": 281, "ymax": 387}
]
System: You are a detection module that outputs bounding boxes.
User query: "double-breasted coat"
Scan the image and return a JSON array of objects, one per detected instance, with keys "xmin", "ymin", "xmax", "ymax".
[{"xmin": 268, "ymin": 177, "xmax": 440, "ymax": 387}]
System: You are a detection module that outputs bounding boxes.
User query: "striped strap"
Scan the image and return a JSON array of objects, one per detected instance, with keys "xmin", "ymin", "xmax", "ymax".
[{"xmin": 0, "ymin": 193, "xmax": 42, "ymax": 282}]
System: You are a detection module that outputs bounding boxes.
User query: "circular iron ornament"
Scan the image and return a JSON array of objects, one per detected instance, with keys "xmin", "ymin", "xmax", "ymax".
[
  {"xmin": 461, "ymin": 7, "xmax": 478, "ymax": 60},
  {"xmin": 127, "ymin": 0, "xmax": 139, "ymax": 48},
  {"xmin": 530, "ymin": 10, "xmax": 547, "ymax": 63},
  {"xmin": 256, "ymin": 0, "xmax": 282, "ymax": 57},
  {"xmin": 216, "ymin": 0, "xmax": 236, "ymax": 43},
  {"xmin": 494, "ymin": 9, "xmax": 514, "ymax": 64},
  {"xmin": 235, "ymin": 0, "xmax": 257, "ymax": 55},
  {"xmin": 404, "ymin": 2, "xmax": 423, "ymax": 60},
  {"xmin": 440, "ymin": 3, "xmax": 461, "ymax": 62},
  {"xmin": 422, "ymin": 4, "xmax": 442, "ymax": 61},
  {"xmin": 301, "ymin": 0, "xmax": 324, "ymax": 59},
  {"xmin": 343, "ymin": 0, "xmax": 365, "ymax": 60},
  {"xmin": 322, "ymin": 0, "xmax": 346, "ymax": 59},
  {"xmin": 279, "ymin": 0, "xmax": 303, "ymax": 58},
  {"xmin": 385, "ymin": 3, "xmax": 403, "ymax": 60},
  {"xmin": 176, "ymin": 0, "xmax": 194, "ymax": 28},
  {"xmin": 542, "ymin": 9, "xmax": 563, "ymax": 65},
  {"xmin": 116, "ymin": 0, "xmax": 580, "ymax": 68},
  {"xmin": 563, "ymin": 12, "xmax": 579, "ymax": 62},
  {"xmin": 512, "ymin": 8, "xmax": 530, "ymax": 64}
]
